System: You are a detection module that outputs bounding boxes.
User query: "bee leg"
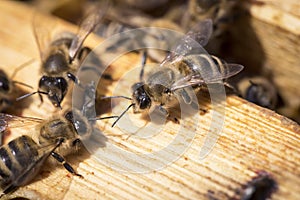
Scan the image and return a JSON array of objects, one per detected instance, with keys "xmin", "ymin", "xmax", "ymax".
[
  {"xmin": 3, "ymin": 185, "xmax": 18, "ymax": 195},
  {"xmin": 38, "ymin": 92, "xmax": 44, "ymax": 107},
  {"xmin": 199, "ymin": 108, "xmax": 208, "ymax": 115},
  {"xmin": 224, "ymin": 82, "xmax": 239, "ymax": 95},
  {"xmin": 158, "ymin": 105, "xmax": 179, "ymax": 124},
  {"xmin": 102, "ymin": 73, "xmax": 113, "ymax": 81},
  {"xmin": 51, "ymin": 152, "xmax": 83, "ymax": 178},
  {"xmin": 67, "ymin": 72, "xmax": 84, "ymax": 89},
  {"xmin": 139, "ymin": 51, "xmax": 148, "ymax": 81}
]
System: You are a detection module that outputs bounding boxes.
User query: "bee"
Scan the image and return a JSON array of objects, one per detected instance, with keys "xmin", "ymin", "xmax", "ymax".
[
  {"xmin": 237, "ymin": 76, "xmax": 281, "ymax": 110},
  {"xmin": 0, "ymin": 105, "xmax": 116, "ymax": 197},
  {"xmin": 17, "ymin": 6, "xmax": 105, "ymax": 108},
  {"xmin": 104, "ymin": 19, "xmax": 244, "ymax": 126},
  {"xmin": 0, "ymin": 60, "xmax": 34, "ymax": 113},
  {"xmin": 183, "ymin": 0, "xmax": 239, "ymax": 37},
  {"xmin": 238, "ymin": 171, "xmax": 277, "ymax": 200},
  {"xmin": 0, "ymin": 69, "xmax": 23, "ymax": 113}
]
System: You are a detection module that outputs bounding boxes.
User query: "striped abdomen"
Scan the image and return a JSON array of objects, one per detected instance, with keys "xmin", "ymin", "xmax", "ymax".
[{"xmin": 0, "ymin": 135, "xmax": 39, "ymax": 193}]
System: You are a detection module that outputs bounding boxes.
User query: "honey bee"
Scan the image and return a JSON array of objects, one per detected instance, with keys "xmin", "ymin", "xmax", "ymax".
[
  {"xmin": 104, "ymin": 19, "xmax": 244, "ymax": 126},
  {"xmin": 183, "ymin": 0, "xmax": 239, "ymax": 37},
  {"xmin": 237, "ymin": 76, "xmax": 281, "ymax": 110},
  {"xmin": 17, "ymin": 7, "xmax": 105, "ymax": 108},
  {"xmin": 0, "ymin": 105, "xmax": 115, "ymax": 197},
  {"xmin": 0, "ymin": 60, "xmax": 34, "ymax": 113},
  {"xmin": 0, "ymin": 69, "xmax": 23, "ymax": 113}
]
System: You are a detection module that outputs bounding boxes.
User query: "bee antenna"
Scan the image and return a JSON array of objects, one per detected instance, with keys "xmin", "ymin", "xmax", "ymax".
[
  {"xmin": 11, "ymin": 58, "xmax": 35, "ymax": 79},
  {"xmin": 139, "ymin": 51, "xmax": 148, "ymax": 81},
  {"xmin": 12, "ymin": 81, "xmax": 34, "ymax": 89},
  {"xmin": 249, "ymin": 80, "xmax": 258, "ymax": 86},
  {"xmin": 16, "ymin": 91, "xmax": 48, "ymax": 101},
  {"xmin": 111, "ymin": 103, "xmax": 134, "ymax": 127},
  {"xmin": 88, "ymin": 115, "xmax": 119, "ymax": 121},
  {"xmin": 101, "ymin": 96, "xmax": 132, "ymax": 100}
]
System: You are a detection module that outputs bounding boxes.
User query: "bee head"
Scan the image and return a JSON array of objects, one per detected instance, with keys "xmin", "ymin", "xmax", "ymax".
[
  {"xmin": 246, "ymin": 81, "xmax": 275, "ymax": 109},
  {"xmin": 0, "ymin": 70, "xmax": 10, "ymax": 92},
  {"xmin": 65, "ymin": 110, "xmax": 91, "ymax": 142},
  {"xmin": 39, "ymin": 76, "xmax": 68, "ymax": 108},
  {"xmin": 131, "ymin": 82, "xmax": 151, "ymax": 112}
]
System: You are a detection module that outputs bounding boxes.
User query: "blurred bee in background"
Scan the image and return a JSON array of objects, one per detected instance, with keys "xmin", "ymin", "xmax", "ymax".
[
  {"xmin": 234, "ymin": 170, "xmax": 278, "ymax": 200},
  {"xmin": 103, "ymin": 19, "xmax": 244, "ymax": 127},
  {"xmin": 0, "ymin": 88, "xmax": 116, "ymax": 198},
  {"xmin": 182, "ymin": 0, "xmax": 240, "ymax": 37},
  {"xmin": 0, "ymin": 60, "xmax": 34, "ymax": 113},
  {"xmin": 17, "ymin": 5, "xmax": 106, "ymax": 108},
  {"xmin": 237, "ymin": 76, "xmax": 282, "ymax": 110},
  {"xmin": 92, "ymin": 0, "xmax": 240, "ymax": 64}
]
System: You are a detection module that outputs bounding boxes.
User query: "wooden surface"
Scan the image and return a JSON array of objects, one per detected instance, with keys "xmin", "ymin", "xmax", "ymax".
[
  {"xmin": 0, "ymin": 1, "xmax": 299, "ymax": 200},
  {"xmin": 232, "ymin": 0, "xmax": 300, "ymax": 121}
]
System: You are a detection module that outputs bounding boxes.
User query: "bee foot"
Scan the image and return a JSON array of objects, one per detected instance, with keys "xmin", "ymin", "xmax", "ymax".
[
  {"xmin": 76, "ymin": 173, "xmax": 84, "ymax": 179},
  {"xmin": 170, "ymin": 117, "xmax": 180, "ymax": 124},
  {"xmin": 199, "ymin": 108, "xmax": 208, "ymax": 115}
]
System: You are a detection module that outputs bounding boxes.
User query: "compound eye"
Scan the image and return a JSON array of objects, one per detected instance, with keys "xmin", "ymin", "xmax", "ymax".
[
  {"xmin": 56, "ymin": 77, "xmax": 68, "ymax": 96},
  {"xmin": 0, "ymin": 78, "xmax": 9, "ymax": 91},
  {"xmin": 65, "ymin": 111, "xmax": 74, "ymax": 122},
  {"xmin": 139, "ymin": 96, "xmax": 150, "ymax": 110},
  {"xmin": 57, "ymin": 77, "xmax": 68, "ymax": 87},
  {"xmin": 139, "ymin": 98, "xmax": 147, "ymax": 109},
  {"xmin": 41, "ymin": 76, "xmax": 47, "ymax": 82},
  {"xmin": 132, "ymin": 82, "xmax": 144, "ymax": 92},
  {"xmin": 38, "ymin": 76, "xmax": 48, "ymax": 87},
  {"xmin": 72, "ymin": 138, "xmax": 81, "ymax": 147}
]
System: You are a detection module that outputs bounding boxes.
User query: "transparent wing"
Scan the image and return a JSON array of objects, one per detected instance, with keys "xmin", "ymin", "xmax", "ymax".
[
  {"xmin": 162, "ymin": 19, "xmax": 213, "ymax": 64},
  {"xmin": 69, "ymin": 4, "xmax": 107, "ymax": 61},
  {"xmin": 32, "ymin": 11, "xmax": 60, "ymax": 61},
  {"xmin": 0, "ymin": 113, "xmax": 42, "ymax": 129},
  {"xmin": 0, "ymin": 113, "xmax": 43, "ymax": 144},
  {"xmin": 171, "ymin": 54, "xmax": 244, "ymax": 91},
  {"xmin": 82, "ymin": 127, "xmax": 108, "ymax": 155}
]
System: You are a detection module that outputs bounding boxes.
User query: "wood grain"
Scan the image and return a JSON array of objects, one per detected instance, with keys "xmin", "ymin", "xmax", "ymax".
[
  {"xmin": 239, "ymin": 0, "xmax": 300, "ymax": 120},
  {"xmin": 0, "ymin": 1, "xmax": 299, "ymax": 200}
]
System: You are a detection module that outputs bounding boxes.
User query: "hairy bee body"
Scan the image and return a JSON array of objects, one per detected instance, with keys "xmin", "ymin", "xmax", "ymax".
[
  {"xmin": 38, "ymin": 35, "xmax": 90, "ymax": 108},
  {"xmin": 0, "ymin": 136, "xmax": 41, "ymax": 193},
  {"xmin": 238, "ymin": 77, "xmax": 280, "ymax": 110},
  {"xmin": 42, "ymin": 37, "xmax": 73, "ymax": 76},
  {"xmin": 0, "ymin": 108, "xmax": 94, "ymax": 196},
  {"xmin": 29, "ymin": 7, "xmax": 105, "ymax": 108},
  {"xmin": 109, "ymin": 19, "xmax": 243, "ymax": 126},
  {"xmin": 132, "ymin": 53, "xmax": 242, "ymax": 113}
]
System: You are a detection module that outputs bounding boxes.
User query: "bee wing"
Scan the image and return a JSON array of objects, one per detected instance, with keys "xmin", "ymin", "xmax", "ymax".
[
  {"xmin": 0, "ymin": 113, "xmax": 43, "ymax": 129},
  {"xmin": 69, "ymin": 5, "xmax": 106, "ymax": 61},
  {"xmin": 171, "ymin": 55, "xmax": 244, "ymax": 91},
  {"xmin": 32, "ymin": 11, "xmax": 59, "ymax": 61},
  {"xmin": 162, "ymin": 19, "xmax": 213, "ymax": 64},
  {"xmin": 0, "ymin": 113, "xmax": 43, "ymax": 144}
]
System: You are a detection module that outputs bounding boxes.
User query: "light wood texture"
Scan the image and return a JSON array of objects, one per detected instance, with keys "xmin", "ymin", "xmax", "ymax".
[
  {"xmin": 235, "ymin": 0, "xmax": 300, "ymax": 119},
  {"xmin": 0, "ymin": 1, "xmax": 299, "ymax": 200}
]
